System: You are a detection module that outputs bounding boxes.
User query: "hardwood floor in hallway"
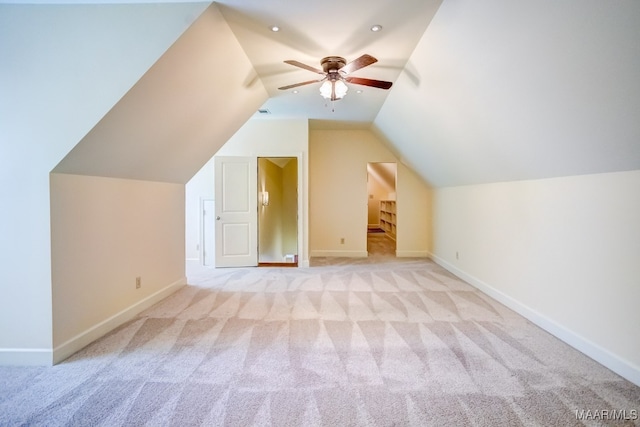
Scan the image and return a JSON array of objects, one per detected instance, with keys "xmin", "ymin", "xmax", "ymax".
[{"xmin": 367, "ymin": 232, "xmax": 395, "ymax": 258}]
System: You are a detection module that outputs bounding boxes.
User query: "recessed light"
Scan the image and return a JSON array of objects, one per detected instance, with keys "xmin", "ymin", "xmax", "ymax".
[
  {"xmin": 356, "ymin": 89, "xmax": 363, "ymax": 94},
  {"xmin": 270, "ymin": 25, "xmax": 280, "ymax": 32},
  {"xmin": 292, "ymin": 90, "xmax": 299, "ymax": 94},
  {"xmin": 370, "ymin": 24, "xmax": 383, "ymax": 32}
]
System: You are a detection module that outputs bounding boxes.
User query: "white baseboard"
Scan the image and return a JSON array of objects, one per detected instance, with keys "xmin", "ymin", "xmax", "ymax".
[
  {"xmin": 430, "ymin": 253, "xmax": 640, "ymax": 387},
  {"xmin": 0, "ymin": 348, "xmax": 53, "ymax": 366},
  {"xmin": 396, "ymin": 250, "xmax": 430, "ymax": 258},
  {"xmin": 310, "ymin": 250, "xmax": 368, "ymax": 258},
  {"xmin": 52, "ymin": 277, "xmax": 187, "ymax": 364}
]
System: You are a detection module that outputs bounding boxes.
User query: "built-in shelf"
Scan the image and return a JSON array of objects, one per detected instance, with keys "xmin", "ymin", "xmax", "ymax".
[{"xmin": 379, "ymin": 200, "xmax": 396, "ymax": 240}]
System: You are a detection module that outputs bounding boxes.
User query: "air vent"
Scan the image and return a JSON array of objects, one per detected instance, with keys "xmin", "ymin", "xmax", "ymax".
[{"xmin": 258, "ymin": 109, "xmax": 271, "ymax": 115}]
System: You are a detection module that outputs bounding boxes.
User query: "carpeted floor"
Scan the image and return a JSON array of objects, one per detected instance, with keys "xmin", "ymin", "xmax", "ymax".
[{"xmin": 1, "ymin": 247, "xmax": 639, "ymax": 426}]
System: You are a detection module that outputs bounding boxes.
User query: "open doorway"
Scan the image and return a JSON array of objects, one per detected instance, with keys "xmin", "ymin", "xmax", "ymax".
[
  {"xmin": 258, "ymin": 157, "xmax": 298, "ymax": 266},
  {"xmin": 367, "ymin": 162, "xmax": 397, "ymax": 257}
]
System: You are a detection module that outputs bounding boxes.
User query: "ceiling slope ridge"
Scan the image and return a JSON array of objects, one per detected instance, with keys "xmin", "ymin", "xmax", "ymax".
[{"xmin": 54, "ymin": 2, "xmax": 268, "ymax": 184}]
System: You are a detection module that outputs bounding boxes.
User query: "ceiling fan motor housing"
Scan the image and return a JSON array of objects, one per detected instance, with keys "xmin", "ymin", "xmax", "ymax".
[{"xmin": 321, "ymin": 56, "xmax": 347, "ymax": 73}]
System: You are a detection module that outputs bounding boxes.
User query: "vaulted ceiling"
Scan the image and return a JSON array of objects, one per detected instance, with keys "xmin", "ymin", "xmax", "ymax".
[
  {"xmin": 34, "ymin": 0, "xmax": 640, "ymax": 187},
  {"xmin": 215, "ymin": 0, "xmax": 442, "ymax": 124}
]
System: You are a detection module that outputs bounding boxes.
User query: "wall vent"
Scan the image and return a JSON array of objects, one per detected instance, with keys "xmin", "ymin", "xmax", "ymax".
[{"xmin": 258, "ymin": 109, "xmax": 271, "ymax": 115}]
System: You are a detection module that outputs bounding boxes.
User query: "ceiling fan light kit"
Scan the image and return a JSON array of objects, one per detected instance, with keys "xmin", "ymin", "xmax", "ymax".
[
  {"xmin": 320, "ymin": 79, "xmax": 348, "ymax": 100},
  {"xmin": 279, "ymin": 54, "xmax": 393, "ymax": 103}
]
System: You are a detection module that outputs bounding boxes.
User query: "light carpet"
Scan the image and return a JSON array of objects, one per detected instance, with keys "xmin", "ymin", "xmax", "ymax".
[{"xmin": 1, "ymin": 256, "xmax": 638, "ymax": 426}]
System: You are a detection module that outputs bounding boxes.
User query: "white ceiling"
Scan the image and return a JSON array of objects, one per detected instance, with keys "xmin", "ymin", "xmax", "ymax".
[{"xmin": 215, "ymin": 0, "xmax": 442, "ymax": 124}]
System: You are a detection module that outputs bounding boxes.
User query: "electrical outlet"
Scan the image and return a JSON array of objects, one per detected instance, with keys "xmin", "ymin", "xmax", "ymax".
[
  {"xmin": 136, "ymin": 276, "xmax": 141, "ymax": 289},
  {"xmin": 340, "ymin": 238, "xmax": 345, "ymax": 244}
]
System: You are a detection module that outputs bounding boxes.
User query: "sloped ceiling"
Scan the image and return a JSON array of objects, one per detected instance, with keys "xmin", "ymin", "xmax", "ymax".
[
  {"xmin": 50, "ymin": 0, "xmax": 640, "ymax": 188},
  {"xmin": 374, "ymin": 0, "xmax": 640, "ymax": 187},
  {"xmin": 54, "ymin": 3, "xmax": 268, "ymax": 184}
]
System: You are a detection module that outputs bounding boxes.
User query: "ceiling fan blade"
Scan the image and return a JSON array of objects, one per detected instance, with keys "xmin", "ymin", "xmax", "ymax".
[
  {"xmin": 345, "ymin": 76, "xmax": 393, "ymax": 90},
  {"xmin": 283, "ymin": 60, "xmax": 324, "ymax": 75},
  {"xmin": 278, "ymin": 79, "xmax": 323, "ymax": 90},
  {"xmin": 341, "ymin": 54, "xmax": 378, "ymax": 74}
]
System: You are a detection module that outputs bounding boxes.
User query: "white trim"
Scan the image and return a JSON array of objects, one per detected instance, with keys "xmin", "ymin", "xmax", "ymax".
[
  {"xmin": 396, "ymin": 250, "xmax": 429, "ymax": 258},
  {"xmin": 52, "ymin": 277, "xmax": 186, "ymax": 364},
  {"xmin": 430, "ymin": 253, "xmax": 640, "ymax": 387},
  {"xmin": 0, "ymin": 348, "xmax": 53, "ymax": 366},
  {"xmin": 310, "ymin": 250, "xmax": 368, "ymax": 258}
]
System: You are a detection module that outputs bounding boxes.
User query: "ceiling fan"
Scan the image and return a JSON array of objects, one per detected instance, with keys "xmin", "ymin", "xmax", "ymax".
[{"xmin": 278, "ymin": 54, "xmax": 393, "ymax": 101}]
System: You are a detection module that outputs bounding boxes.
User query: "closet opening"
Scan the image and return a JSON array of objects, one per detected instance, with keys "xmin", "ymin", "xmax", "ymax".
[{"xmin": 367, "ymin": 162, "xmax": 397, "ymax": 257}]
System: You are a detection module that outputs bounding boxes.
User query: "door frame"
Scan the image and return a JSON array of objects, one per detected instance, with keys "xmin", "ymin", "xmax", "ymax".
[
  {"xmin": 213, "ymin": 151, "xmax": 305, "ymax": 268},
  {"xmin": 254, "ymin": 150, "xmax": 305, "ymax": 267},
  {"xmin": 257, "ymin": 156, "xmax": 299, "ymax": 266}
]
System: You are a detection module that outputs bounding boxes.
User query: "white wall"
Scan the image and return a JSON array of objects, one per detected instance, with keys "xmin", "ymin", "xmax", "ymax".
[
  {"xmin": 185, "ymin": 118, "xmax": 309, "ymax": 266},
  {"xmin": 50, "ymin": 174, "xmax": 185, "ymax": 362},
  {"xmin": 0, "ymin": 2, "xmax": 206, "ymax": 364},
  {"xmin": 432, "ymin": 170, "xmax": 640, "ymax": 385},
  {"xmin": 309, "ymin": 128, "xmax": 431, "ymax": 257}
]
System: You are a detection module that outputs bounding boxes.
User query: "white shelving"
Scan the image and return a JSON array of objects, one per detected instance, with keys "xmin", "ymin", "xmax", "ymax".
[{"xmin": 379, "ymin": 200, "xmax": 396, "ymax": 240}]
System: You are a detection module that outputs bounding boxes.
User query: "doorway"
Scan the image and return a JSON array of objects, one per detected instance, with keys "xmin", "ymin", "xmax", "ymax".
[
  {"xmin": 367, "ymin": 162, "xmax": 397, "ymax": 256},
  {"xmin": 258, "ymin": 157, "xmax": 298, "ymax": 266}
]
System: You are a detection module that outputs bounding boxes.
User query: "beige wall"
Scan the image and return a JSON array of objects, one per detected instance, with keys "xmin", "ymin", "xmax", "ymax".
[
  {"xmin": 50, "ymin": 173, "xmax": 185, "ymax": 362},
  {"xmin": 432, "ymin": 170, "xmax": 640, "ymax": 384},
  {"xmin": 397, "ymin": 163, "xmax": 432, "ymax": 257},
  {"xmin": 282, "ymin": 160, "xmax": 298, "ymax": 257},
  {"xmin": 309, "ymin": 128, "xmax": 431, "ymax": 257}
]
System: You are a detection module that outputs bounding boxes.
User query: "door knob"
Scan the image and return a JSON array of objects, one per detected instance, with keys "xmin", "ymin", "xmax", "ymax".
[{"xmin": 216, "ymin": 216, "xmax": 221, "ymax": 220}]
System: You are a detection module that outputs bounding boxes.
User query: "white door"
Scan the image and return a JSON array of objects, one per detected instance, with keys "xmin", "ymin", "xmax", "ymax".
[
  {"xmin": 214, "ymin": 156, "xmax": 258, "ymax": 267},
  {"xmin": 202, "ymin": 200, "xmax": 215, "ymax": 266}
]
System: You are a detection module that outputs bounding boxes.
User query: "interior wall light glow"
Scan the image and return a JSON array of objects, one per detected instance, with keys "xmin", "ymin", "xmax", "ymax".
[{"xmin": 261, "ymin": 191, "xmax": 270, "ymax": 206}]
